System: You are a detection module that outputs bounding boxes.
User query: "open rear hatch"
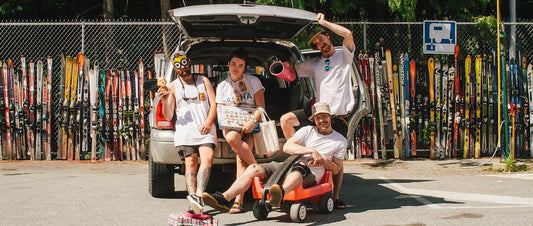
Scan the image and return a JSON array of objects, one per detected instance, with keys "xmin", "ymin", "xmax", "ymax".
[{"xmin": 169, "ymin": 3, "xmax": 316, "ymax": 41}]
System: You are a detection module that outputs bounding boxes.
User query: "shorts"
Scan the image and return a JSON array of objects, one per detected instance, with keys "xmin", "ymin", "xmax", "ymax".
[
  {"xmin": 291, "ymin": 108, "xmax": 313, "ymax": 128},
  {"xmin": 260, "ymin": 161, "xmax": 316, "ymax": 188},
  {"xmin": 176, "ymin": 143, "xmax": 215, "ymax": 161}
]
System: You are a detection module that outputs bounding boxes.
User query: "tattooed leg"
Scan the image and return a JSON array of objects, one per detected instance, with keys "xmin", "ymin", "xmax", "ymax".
[
  {"xmin": 184, "ymin": 154, "xmax": 199, "ymax": 196},
  {"xmin": 185, "ymin": 171, "xmax": 197, "ymax": 195},
  {"xmin": 196, "ymin": 166, "xmax": 211, "ymax": 195},
  {"xmin": 196, "ymin": 145, "xmax": 214, "ymax": 195}
]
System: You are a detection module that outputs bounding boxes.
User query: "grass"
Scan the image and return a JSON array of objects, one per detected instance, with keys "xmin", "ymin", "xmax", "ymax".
[{"xmin": 484, "ymin": 156, "xmax": 531, "ymax": 172}]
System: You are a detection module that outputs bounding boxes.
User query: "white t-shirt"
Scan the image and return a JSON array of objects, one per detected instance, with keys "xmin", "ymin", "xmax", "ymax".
[
  {"xmin": 292, "ymin": 126, "xmax": 346, "ymax": 183},
  {"xmin": 295, "ymin": 44, "xmax": 355, "ymax": 115},
  {"xmin": 173, "ymin": 76, "xmax": 217, "ymax": 146},
  {"xmin": 215, "ymin": 73, "xmax": 264, "ymax": 108}
]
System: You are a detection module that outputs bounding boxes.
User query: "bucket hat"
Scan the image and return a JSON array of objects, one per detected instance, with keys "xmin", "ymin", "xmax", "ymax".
[
  {"xmin": 306, "ymin": 27, "xmax": 326, "ymax": 46},
  {"xmin": 309, "ymin": 102, "xmax": 334, "ymax": 121}
]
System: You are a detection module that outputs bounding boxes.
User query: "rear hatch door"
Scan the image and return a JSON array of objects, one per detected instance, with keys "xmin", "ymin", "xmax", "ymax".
[{"xmin": 169, "ymin": 3, "xmax": 317, "ymax": 41}]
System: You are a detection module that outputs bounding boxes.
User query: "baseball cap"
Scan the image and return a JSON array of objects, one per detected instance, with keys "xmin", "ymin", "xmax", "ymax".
[
  {"xmin": 309, "ymin": 102, "xmax": 334, "ymax": 121},
  {"xmin": 306, "ymin": 27, "xmax": 326, "ymax": 46}
]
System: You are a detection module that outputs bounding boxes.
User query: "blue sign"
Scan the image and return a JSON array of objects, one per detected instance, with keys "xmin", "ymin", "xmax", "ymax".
[{"xmin": 423, "ymin": 20, "xmax": 456, "ymax": 54}]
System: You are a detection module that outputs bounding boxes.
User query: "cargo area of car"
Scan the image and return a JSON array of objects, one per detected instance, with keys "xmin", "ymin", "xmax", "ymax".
[{"xmin": 180, "ymin": 41, "xmax": 315, "ymax": 123}]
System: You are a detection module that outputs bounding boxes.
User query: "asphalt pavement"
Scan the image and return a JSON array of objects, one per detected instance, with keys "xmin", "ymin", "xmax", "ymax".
[{"xmin": 1, "ymin": 158, "xmax": 533, "ymax": 225}]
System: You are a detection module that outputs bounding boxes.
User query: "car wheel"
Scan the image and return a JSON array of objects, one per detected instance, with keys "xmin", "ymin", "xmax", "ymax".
[
  {"xmin": 148, "ymin": 153, "xmax": 174, "ymax": 198},
  {"xmin": 289, "ymin": 202, "xmax": 306, "ymax": 222}
]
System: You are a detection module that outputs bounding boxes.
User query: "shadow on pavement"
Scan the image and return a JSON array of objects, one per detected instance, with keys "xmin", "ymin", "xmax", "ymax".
[{"xmin": 224, "ymin": 172, "xmax": 461, "ymax": 225}]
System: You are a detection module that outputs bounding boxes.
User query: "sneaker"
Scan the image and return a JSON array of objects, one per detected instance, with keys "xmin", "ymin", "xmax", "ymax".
[
  {"xmin": 202, "ymin": 192, "xmax": 231, "ymax": 213},
  {"xmin": 187, "ymin": 195, "xmax": 204, "ymax": 214},
  {"xmin": 269, "ymin": 184, "xmax": 284, "ymax": 207}
]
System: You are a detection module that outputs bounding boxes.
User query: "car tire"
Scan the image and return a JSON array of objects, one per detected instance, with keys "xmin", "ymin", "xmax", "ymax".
[{"xmin": 148, "ymin": 153, "xmax": 174, "ymax": 198}]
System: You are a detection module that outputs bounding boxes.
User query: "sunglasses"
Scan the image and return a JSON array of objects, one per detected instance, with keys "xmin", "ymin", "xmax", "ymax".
[
  {"xmin": 179, "ymin": 76, "xmax": 199, "ymax": 102},
  {"xmin": 173, "ymin": 56, "xmax": 189, "ymax": 69},
  {"xmin": 325, "ymin": 58, "xmax": 330, "ymax": 71}
]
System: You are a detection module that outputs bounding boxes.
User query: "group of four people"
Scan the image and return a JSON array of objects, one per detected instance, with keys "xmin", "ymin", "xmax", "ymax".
[{"xmin": 158, "ymin": 13, "xmax": 355, "ymax": 215}]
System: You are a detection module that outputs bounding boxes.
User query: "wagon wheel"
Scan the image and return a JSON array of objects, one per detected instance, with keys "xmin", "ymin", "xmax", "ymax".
[
  {"xmin": 318, "ymin": 192, "xmax": 334, "ymax": 213},
  {"xmin": 289, "ymin": 202, "xmax": 306, "ymax": 222},
  {"xmin": 253, "ymin": 200, "xmax": 269, "ymax": 220}
]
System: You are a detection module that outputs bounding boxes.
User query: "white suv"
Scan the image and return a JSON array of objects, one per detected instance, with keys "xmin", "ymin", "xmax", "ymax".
[{"xmin": 148, "ymin": 3, "xmax": 370, "ymax": 197}]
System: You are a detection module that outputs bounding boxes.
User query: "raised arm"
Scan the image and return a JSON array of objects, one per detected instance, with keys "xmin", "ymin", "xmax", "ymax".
[
  {"xmin": 317, "ymin": 13, "xmax": 354, "ymax": 52},
  {"xmin": 158, "ymin": 78, "xmax": 176, "ymax": 121}
]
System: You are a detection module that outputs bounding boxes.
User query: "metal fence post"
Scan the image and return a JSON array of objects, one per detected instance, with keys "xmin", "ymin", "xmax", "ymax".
[
  {"xmin": 363, "ymin": 21, "xmax": 367, "ymax": 51},
  {"xmin": 81, "ymin": 22, "xmax": 85, "ymax": 53}
]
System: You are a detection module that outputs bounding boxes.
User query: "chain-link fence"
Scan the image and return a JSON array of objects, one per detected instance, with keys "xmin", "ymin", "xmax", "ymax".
[
  {"xmin": 1, "ymin": 20, "xmax": 532, "ymax": 159},
  {"xmin": 0, "ymin": 20, "xmax": 181, "ymax": 158},
  {"xmin": 307, "ymin": 21, "xmax": 533, "ymax": 61}
]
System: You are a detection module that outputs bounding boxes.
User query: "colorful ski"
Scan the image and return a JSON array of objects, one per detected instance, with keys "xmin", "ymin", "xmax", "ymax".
[
  {"xmin": 527, "ymin": 63, "xmax": 533, "ymax": 157},
  {"xmin": 35, "ymin": 60, "xmax": 43, "ymax": 160},
  {"xmin": 68, "ymin": 57, "xmax": 79, "ymax": 160},
  {"xmin": 374, "ymin": 53, "xmax": 387, "ymax": 159},
  {"xmin": 62, "ymin": 56, "xmax": 73, "ymax": 160},
  {"xmin": 138, "ymin": 59, "xmax": 146, "ymax": 160},
  {"xmin": 402, "ymin": 53, "xmax": 410, "ymax": 157},
  {"xmin": 409, "ymin": 59, "xmax": 416, "ymax": 156},
  {"xmin": 0, "ymin": 61, "xmax": 4, "ymax": 160},
  {"xmin": 21, "ymin": 56, "xmax": 33, "ymax": 160},
  {"xmin": 475, "ymin": 55, "xmax": 482, "ymax": 158},
  {"xmin": 44, "ymin": 56, "xmax": 52, "ymax": 160},
  {"xmin": 90, "ymin": 62, "xmax": 99, "ymax": 162},
  {"xmin": 386, "ymin": 50, "xmax": 400, "ymax": 158},
  {"xmin": 1, "ymin": 61, "xmax": 12, "ymax": 160},
  {"xmin": 452, "ymin": 45, "xmax": 461, "ymax": 157},
  {"xmin": 464, "ymin": 55, "xmax": 472, "ymax": 158},
  {"xmin": 428, "ymin": 57, "xmax": 436, "ymax": 158},
  {"xmin": 435, "ymin": 61, "xmax": 442, "ymax": 158},
  {"xmin": 369, "ymin": 55, "xmax": 378, "ymax": 159}
]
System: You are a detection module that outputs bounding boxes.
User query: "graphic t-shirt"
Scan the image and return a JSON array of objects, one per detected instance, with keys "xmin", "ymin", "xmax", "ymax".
[
  {"xmin": 215, "ymin": 73, "xmax": 264, "ymax": 108},
  {"xmin": 292, "ymin": 126, "xmax": 346, "ymax": 183},
  {"xmin": 295, "ymin": 44, "xmax": 355, "ymax": 115}
]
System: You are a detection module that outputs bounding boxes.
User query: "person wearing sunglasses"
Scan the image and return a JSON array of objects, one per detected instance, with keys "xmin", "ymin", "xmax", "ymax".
[
  {"xmin": 158, "ymin": 51, "xmax": 218, "ymax": 214},
  {"xmin": 214, "ymin": 47, "xmax": 265, "ymax": 213},
  {"xmin": 279, "ymin": 13, "xmax": 355, "ymax": 210}
]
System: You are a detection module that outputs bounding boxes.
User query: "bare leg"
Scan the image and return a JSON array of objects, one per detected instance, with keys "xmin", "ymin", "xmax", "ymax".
[
  {"xmin": 195, "ymin": 146, "xmax": 214, "ymax": 196},
  {"xmin": 332, "ymin": 165, "xmax": 343, "ymax": 200},
  {"xmin": 223, "ymin": 130, "xmax": 257, "ymax": 165},
  {"xmin": 184, "ymin": 154, "xmax": 199, "ymax": 195},
  {"xmin": 280, "ymin": 171, "xmax": 304, "ymax": 194},
  {"xmin": 221, "ymin": 164, "xmax": 265, "ymax": 201},
  {"xmin": 232, "ymin": 134, "xmax": 255, "ymax": 206},
  {"xmin": 280, "ymin": 112, "xmax": 300, "ymax": 139}
]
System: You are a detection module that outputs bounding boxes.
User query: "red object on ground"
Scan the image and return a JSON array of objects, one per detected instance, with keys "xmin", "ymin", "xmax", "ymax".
[{"xmin": 252, "ymin": 171, "xmax": 333, "ymax": 202}]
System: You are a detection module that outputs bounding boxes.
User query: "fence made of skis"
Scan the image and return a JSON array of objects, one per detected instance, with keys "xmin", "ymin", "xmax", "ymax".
[{"xmin": 0, "ymin": 20, "xmax": 532, "ymax": 161}]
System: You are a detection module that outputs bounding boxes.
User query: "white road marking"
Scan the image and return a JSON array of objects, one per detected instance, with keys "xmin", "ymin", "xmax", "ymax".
[
  {"xmin": 376, "ymin": 176, "xmax": 533, "ymax": 208},
  {"xmin": 377, "ymin": 176, "xmax": 442, "ymax": 209},
  {"xmin": 483, "ymin": 173, "xmax": 533, "ymax": 180}
]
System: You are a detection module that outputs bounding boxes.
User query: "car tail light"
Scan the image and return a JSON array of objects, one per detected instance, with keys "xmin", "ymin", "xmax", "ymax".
[{"xmin": 155, "ymin": 101, "xmax": 173, "ymax": 129}]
